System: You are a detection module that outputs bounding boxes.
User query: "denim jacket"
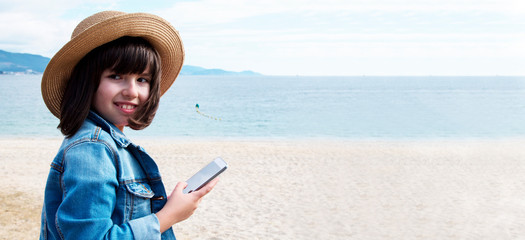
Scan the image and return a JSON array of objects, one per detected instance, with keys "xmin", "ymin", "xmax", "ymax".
[{"xmin": 40, "ymin": 111, "xmax": 176, "ymax": 240}]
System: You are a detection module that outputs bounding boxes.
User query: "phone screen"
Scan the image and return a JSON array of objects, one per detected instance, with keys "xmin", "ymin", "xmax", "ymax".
[{"xmin": 183, "ymin": 157, "xmax": 228, "ymax": 194}]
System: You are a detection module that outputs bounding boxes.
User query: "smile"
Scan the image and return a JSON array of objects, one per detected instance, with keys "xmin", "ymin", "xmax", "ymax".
[
  {"xmin": 119, "ymin": 104, "xmax": 136, "ymax": 110},
  {"xmin": 115, "ymin": 103, "xmax": 137, "ymax": 113}
]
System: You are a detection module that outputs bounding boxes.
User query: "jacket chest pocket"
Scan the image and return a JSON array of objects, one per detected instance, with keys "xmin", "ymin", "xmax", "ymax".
[{"xmin": 125, "ymin": 182, "xmax": 155, "ymax": 219}]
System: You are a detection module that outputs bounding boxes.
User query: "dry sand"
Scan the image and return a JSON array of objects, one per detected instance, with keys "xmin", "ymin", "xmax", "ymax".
[{"xmin": 1, "ymin": 137, "xmax": 525, "ymax": 239}]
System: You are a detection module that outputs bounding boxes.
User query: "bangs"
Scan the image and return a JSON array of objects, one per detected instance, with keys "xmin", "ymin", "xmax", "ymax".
[{"xmin": 99, "ymin": 36, "xmax": 159, "ymax": 76}]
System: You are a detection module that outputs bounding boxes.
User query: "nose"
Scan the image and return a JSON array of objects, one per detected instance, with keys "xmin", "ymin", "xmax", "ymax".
[{"xmin": 122, "ymin": 78, "xmax": 139, "ymax": 99}]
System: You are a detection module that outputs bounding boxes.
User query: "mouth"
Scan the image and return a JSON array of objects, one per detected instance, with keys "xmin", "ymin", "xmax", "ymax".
[{"xmin": 115, "ymin": 102, "xmax": 137, "ymax": 113}]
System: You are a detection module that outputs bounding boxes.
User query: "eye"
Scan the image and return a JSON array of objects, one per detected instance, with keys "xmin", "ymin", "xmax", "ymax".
[
  {"xmin": 137, "ymin": 77, "xmax": 150, "ymax": 83},
  {"xmin": 109, "ymin": 74, "xmax": 122, "ymax": 80}
]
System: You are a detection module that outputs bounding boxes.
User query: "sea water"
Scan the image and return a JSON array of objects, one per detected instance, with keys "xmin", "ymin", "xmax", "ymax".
[{"xmin": 1, "ymin": 74, "xmax": 525, "ymax": 139}]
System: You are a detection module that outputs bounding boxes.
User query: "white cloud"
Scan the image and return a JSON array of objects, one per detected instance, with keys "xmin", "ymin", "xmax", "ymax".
[
  {"xmin": 1, "ymin": 0, "xmax": 524, "ymax": 75},
  {"xmin": 152, "ymin": 0, "xmax": 525, "ymax": 75},
  {"xmin": 157, "ymin": 0, "xmax": 525, "ymax": 25},
  {"xmin": 0, "ymin": 0, "xmax": 112, "ymax": 57},
  {"xmin": 0, "ymin": 12, "xmax": 71, "ymax": 57}
]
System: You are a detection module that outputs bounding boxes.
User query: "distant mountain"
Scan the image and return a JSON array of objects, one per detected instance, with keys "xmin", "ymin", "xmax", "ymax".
[
  {"xmin": 180, "ymin": 65, "xmax": 261, "ymax": 76},
  {"xmin": 0, "ymin": 50, "xmax": 49, "ymax": 73},
  {"xmin": 0, "ymin": 49, "xmax": 261, "ymax": 75}
]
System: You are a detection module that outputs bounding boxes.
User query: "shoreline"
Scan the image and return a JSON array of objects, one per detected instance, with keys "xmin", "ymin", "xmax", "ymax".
[
  {"xmin": 3, "ymin": 134, "xmax": 525, "ymax": 141},
  {"xmin": 2, "ymin": 137, "xmax": 525, "ymax": 239}
]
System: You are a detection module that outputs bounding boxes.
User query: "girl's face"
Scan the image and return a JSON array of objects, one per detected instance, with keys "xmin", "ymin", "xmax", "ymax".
[{"xmin": 93, "ymin": 68, "xmax": 151, "ymax": 131}]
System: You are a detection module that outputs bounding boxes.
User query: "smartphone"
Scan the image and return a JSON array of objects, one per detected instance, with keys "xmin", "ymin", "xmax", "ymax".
[{"xmin": 183, "ymin": 157, "xmax": 228, "ymax": 194}]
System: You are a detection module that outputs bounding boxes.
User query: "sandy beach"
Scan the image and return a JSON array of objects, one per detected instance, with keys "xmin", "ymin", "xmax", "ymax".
[{"xmin": 1, "ymin": 137, "xmax": 525, "ymax": 239}]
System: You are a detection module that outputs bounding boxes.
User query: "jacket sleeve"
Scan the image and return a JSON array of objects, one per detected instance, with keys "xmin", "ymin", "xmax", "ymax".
[{"xmin": 56, "ymin": 141, "xmax": 161, "ymax": 240}]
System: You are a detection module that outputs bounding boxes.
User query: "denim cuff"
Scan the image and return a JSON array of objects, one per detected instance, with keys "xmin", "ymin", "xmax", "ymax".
[{"xmin": 128, "ymin": 214, "xmax": 161, "ymax": 240}]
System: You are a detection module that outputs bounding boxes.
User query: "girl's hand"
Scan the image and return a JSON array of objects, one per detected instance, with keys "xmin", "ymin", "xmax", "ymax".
[{"xmin": 156, "ymin": 178, "xmax": 219, "ymax": 233}]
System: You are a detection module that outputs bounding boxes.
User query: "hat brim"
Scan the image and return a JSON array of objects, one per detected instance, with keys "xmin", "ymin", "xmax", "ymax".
[{"xmin": 42, "ymin": 12, "xmax": 184, "ymax": 118}]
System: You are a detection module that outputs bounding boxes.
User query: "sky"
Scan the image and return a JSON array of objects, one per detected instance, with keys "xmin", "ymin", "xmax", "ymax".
[{"xmin": 0, "ymin": 0, "xmax": 524, "ymax": 76}]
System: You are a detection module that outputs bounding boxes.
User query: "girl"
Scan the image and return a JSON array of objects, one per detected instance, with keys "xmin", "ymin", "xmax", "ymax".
[{"xmin": 40, "ymin": 11, "xmax": 217, "ymax": 240}]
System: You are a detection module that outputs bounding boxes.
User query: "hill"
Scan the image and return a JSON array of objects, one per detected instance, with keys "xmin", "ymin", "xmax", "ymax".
[
  {"xmin": 0, "ymin": 49, "xmax": 261, "ymax": 75},
  {"xmin": 180, "ymin": 65, "xmax": 260, "ymax": 76},
  {"xmin": 0, "ymin": 50, "xmax": 49, "ymax": 73}
]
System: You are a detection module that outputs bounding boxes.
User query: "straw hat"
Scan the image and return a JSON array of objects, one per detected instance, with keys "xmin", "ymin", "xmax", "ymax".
[{"xmin": 41, "ymin": 11, "xmax": 184, "ymax": 118}]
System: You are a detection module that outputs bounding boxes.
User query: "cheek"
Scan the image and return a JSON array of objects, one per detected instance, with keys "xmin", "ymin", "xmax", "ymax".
[
  {"xmin": 92, "ymin": 90, "xmax": 107, "ymax": 112},
  {"xmin": 93, "ymin": 81, "xmax": 117, "ymax": 110},
  {"xmin": 139, "ymin": 86, "xmax": 150, "ymax": 102},
  {"xmin": 94, "ymin": 86, "xmax": 110, "ymax": 104}
]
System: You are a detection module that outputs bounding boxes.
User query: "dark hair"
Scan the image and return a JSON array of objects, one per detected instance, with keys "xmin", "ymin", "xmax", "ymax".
[{"xmin": 58, "ymin": 36, "xmax": 162, "ymax": 137}]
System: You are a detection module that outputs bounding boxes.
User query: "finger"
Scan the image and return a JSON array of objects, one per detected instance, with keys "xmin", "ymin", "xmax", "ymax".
[
  {"xmin": 194, "ymin": 178, "xmax": 219, "ymax": 197},
  {"xmin": 206, "ymin": 177, "xmax": 220, "ymax": 188},
  {"xmin": 174, "ymin": 182, "xmax": 188, "ymax": 193}
]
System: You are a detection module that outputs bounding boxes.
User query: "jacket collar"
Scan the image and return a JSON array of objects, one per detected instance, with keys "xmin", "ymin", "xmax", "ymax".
[{"xmin": 87, "ymin": 111, "xmax": 131, "ymax": 148}]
